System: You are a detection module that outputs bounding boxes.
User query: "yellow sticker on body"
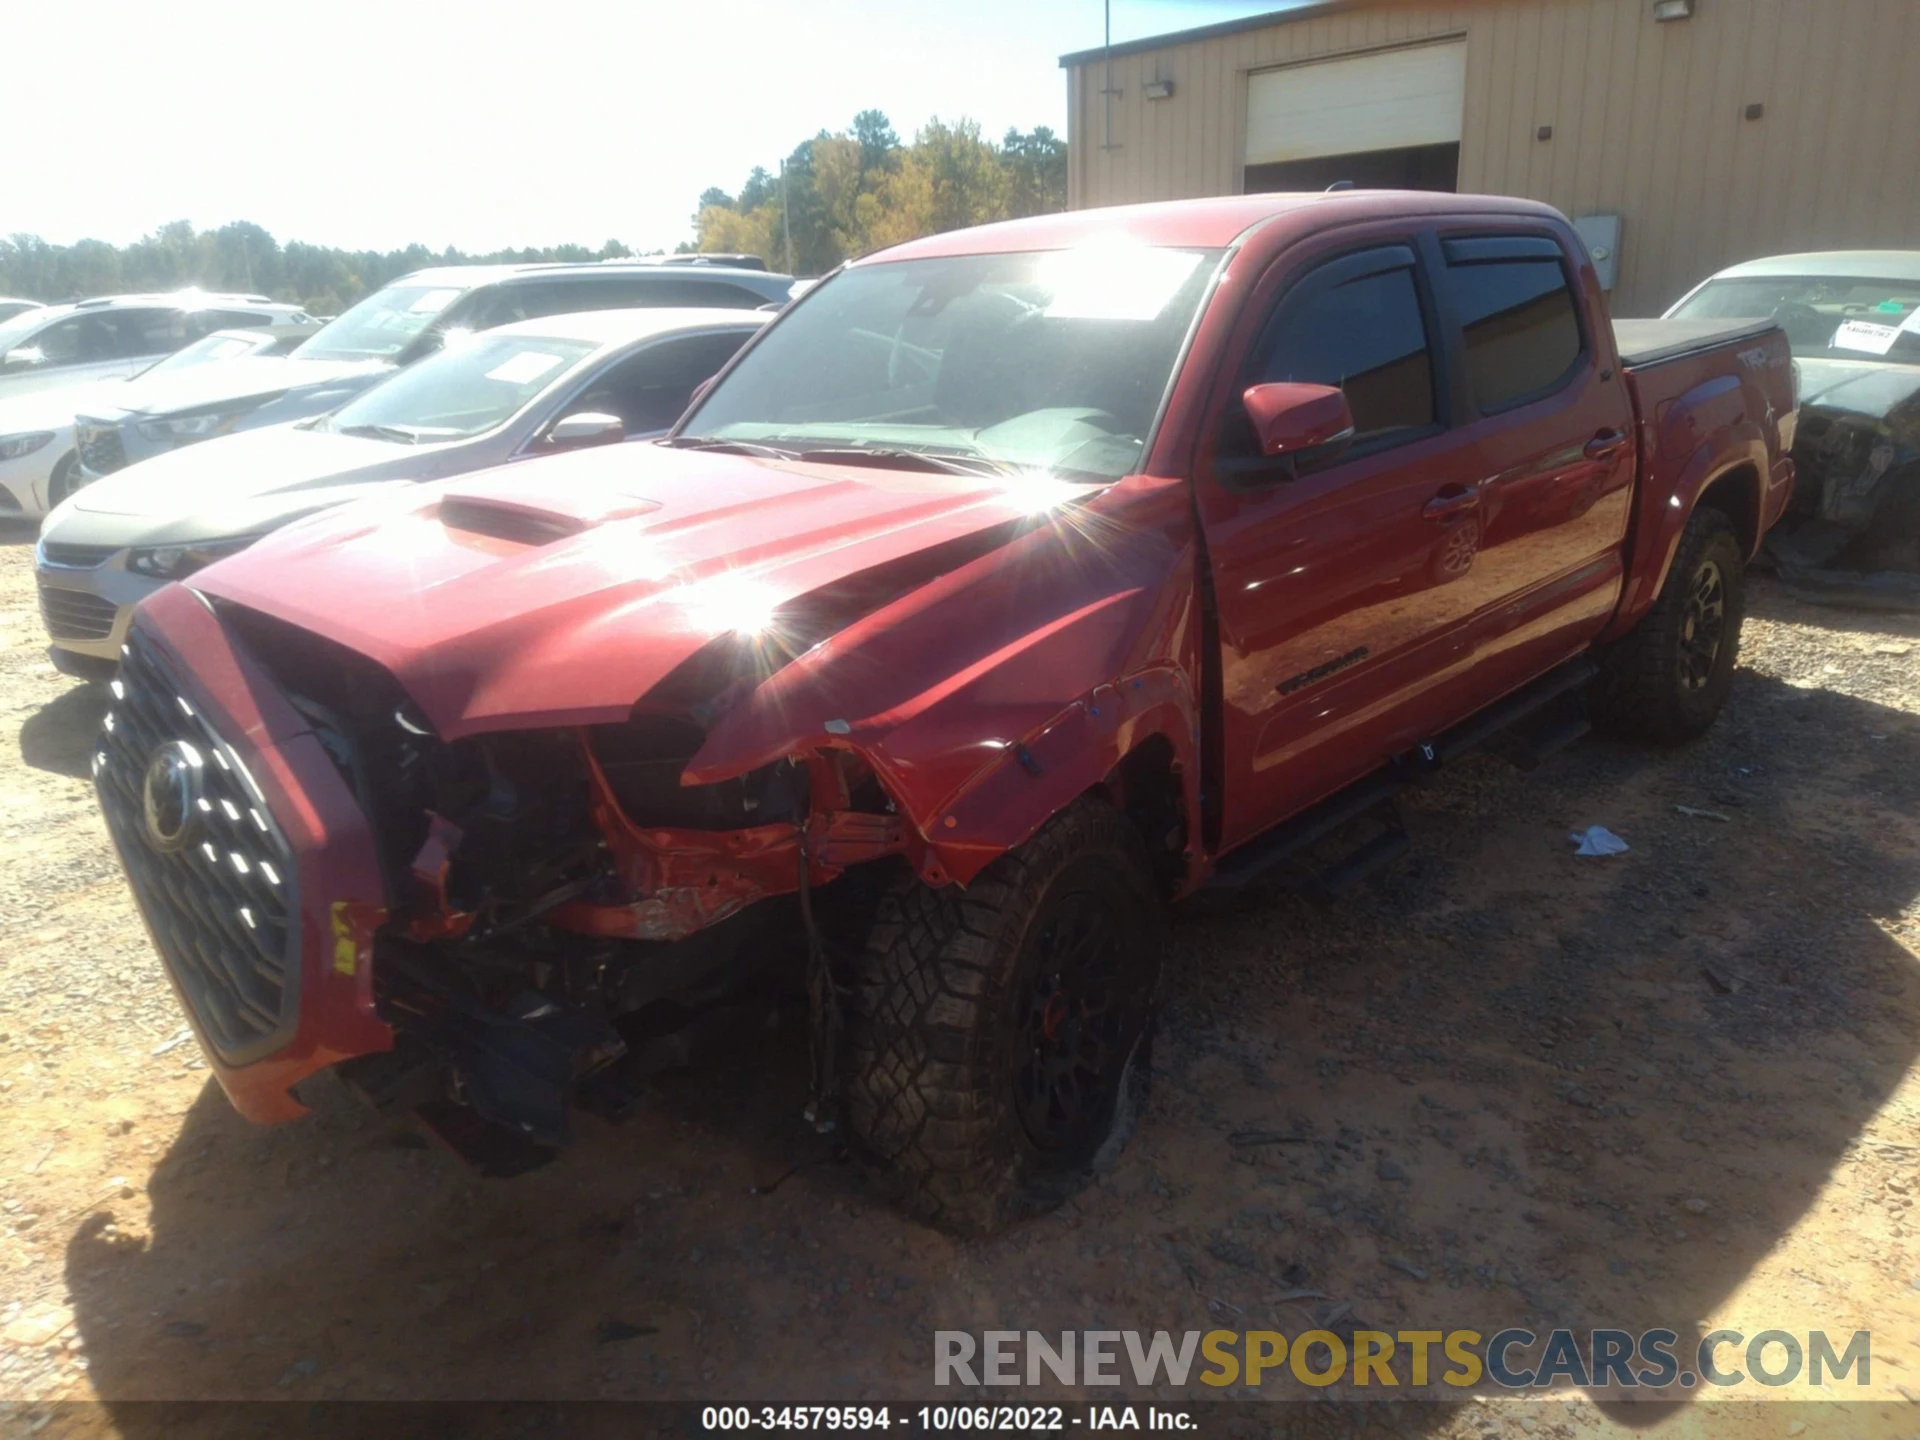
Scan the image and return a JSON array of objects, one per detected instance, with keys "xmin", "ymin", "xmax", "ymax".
[{"xmin": 330, "ymin": 901, "xmax": 358, "ymax": 976}]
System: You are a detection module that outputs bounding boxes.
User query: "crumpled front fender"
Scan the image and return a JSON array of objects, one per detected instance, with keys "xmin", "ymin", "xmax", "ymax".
[{"xmin": 682, "ymin": 474, "xmax": 1202, "ymax": 886}]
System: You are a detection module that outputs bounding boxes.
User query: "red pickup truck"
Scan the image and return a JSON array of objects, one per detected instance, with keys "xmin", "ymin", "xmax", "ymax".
[{"xmin": 93, "ymin": 192, "xmax": 1794, "ymax": 1233}]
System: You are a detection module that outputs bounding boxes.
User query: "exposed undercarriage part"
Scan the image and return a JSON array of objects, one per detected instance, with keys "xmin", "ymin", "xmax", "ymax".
[
  {"xmin": 219, "ymin": 602, "xmax": 910, "ymax": 1163},
  {"xmin": 1770, "ymin": 404, "xmax": 1920, "ymax": 609}
]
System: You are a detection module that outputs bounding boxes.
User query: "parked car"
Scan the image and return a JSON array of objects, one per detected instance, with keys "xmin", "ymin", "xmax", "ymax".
[
  {"xmin": 38, "ymin": 308, "xmax": 766, "ymax": 678},
  {"xmin": 1667, "ymin": 249, "xmax": 1920, "ymax": 603},
  {"xmin": 0, "ymin": 298, "xmax": 44, "ymax": 323},
  {"xmin": 92, "ymin": 193, "xmax": 1792, "ymax": 1232},
  {"xmin": 0, "ymin": 322, "xmax": 318, "ymax": 519},
  {"xmin": 70, "ymin": 261, "xmax": 795, "ymax": 485},
  {"xmin": 0, "ymin": 292, "xmax": 313, "ymax": 400}
]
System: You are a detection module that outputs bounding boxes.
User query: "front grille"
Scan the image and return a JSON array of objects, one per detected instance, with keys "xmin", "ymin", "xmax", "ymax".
[
  {"xmin": 95, "ymin": 630, "xmax": 299, "ymax": 1063},
  {"xmin": 38, "ymin": 582, "xmax": 119, "ymax": 641},
  {"xmin": 39, "ymin": 541, "xmax": 117, "ymax": 568},
  {"xmin": 77, "ymin": 423, "xmax": 128, "ymax": 476}
]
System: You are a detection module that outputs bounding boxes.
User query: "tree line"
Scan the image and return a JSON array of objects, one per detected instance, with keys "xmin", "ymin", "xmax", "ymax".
[
  {"xmin": 0, "ymin": 110, "xmax": 1067, "ymax": 311},
  {"xmin": 693, "ymin": 111, "xmax": 1067, "ymax": 273},
  {"xmin": 0, "ymin": 222, "xmax": 647, "ymax": 317}
]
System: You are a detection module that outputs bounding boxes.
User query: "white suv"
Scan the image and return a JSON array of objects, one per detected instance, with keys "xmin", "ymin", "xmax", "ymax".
[{"xmin": 0, "ymin": 291, "xmax": 317, "ymax": 399}]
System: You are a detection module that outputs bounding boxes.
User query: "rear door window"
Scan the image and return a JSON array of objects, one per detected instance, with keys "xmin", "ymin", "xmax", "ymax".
[
  {"xmin": 1439, "ymin": 238, "xmax": 1583, "ymax": 412},
  {"xmin": 110, "ymin": 307, "xmax": 192, "ymax": 357}
]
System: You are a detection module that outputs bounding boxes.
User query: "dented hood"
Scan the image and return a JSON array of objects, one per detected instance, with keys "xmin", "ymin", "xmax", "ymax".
[
  {"xmin": 1796, "ymin": 357, "xmax": 1920, "ymax": 424},
  {"xmin": 189, "ymin": 442, "xmax": 1044, "ymax": 738}
]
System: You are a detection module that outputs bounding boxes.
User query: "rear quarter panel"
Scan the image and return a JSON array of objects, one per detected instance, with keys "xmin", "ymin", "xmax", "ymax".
[{"xmin": 1602, "ymin": 328, "xmax": 1795, "ymax": 640}]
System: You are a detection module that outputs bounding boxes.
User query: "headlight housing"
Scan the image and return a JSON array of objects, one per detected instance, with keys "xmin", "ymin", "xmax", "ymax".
[
  {"xmin": 134, "ymin": 410, "xmax": 248, "ymax": 443},
  {"xmin": 127, "ymin": 535, "xmax": 262, "ymax": 581},
  {"xmin": 0, "ymin": 431, "xmax": 54, "ymax": 461}
]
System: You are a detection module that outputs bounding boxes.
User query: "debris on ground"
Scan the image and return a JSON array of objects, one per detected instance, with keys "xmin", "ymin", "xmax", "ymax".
[{"xmin": 1569, "ymin": 824, "xmax": 1630, "ymax": 856}]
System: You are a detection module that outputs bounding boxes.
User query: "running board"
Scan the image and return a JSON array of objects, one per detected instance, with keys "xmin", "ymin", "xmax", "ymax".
[
  {"xmin": 1419, "ymin": 657, "xmax": 1597, "ymax": 769},
  {"xmin": 1207, "ymin": 770, "xmax": 1402, "ymax": 889},
  {"xmin": 1205, "ymin": 656, "xmax": 1598, "ymax": 892}
]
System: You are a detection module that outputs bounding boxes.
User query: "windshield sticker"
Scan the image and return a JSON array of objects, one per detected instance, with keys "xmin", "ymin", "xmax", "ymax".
[
  {"xmin": 483, "ymin": 351, "xmax": 568, "ymax": 385},
  {"xmin": 1832, "ymin": 319, "xmax": 1902, "ymax": 356},
  {"xmin": 407, "ymin": 289, "xmax": 463, "ymax": 314},
  {"xmin": 1036, "ymin": 247, "xmax": 1204, "ymax": 322}
]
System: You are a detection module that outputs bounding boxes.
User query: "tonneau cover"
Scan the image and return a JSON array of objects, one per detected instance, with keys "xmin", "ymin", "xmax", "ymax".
[{"xmin": 1613, "ymin": 317, "xmax": 1777, "ymax": 368}]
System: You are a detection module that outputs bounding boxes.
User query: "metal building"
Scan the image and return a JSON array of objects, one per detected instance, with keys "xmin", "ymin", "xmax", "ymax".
[{"xmin": 1060, "ymin": 0, "xmax": 1920, "ymax": 316}]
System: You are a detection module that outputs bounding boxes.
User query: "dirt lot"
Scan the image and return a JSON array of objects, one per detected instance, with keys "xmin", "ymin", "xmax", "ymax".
[{"xmin": 1, "ymin": 528, "xmax": 1918, "ymax": 1438}]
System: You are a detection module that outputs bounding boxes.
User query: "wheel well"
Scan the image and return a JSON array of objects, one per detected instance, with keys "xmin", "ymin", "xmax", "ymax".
[
  {"xmin": 1107, "ymin": 735, "xmax": 1188, "ymax": 896},
  {"xmin": 1696, "ymin": 464, "xmax": 1761, "ymax": 558}
]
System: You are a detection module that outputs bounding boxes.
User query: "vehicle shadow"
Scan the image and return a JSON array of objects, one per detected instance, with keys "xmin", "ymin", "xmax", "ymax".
[
  {"xmin": 0, "ymin": 517, "xmax": 40, "ymax": 548},
  {"xmin": 58, "ymin": 666, "xmax": 1920, "ymax": 1427},
  {"xmin": 21, "ymin": 681, "xmax": 108, "ymax": 779}
]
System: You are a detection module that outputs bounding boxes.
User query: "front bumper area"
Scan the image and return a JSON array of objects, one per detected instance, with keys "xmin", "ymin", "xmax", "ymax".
[
  {"xmin": 73, "ymin": 415, "xmax": 135, "ymax": 482},
  {"xmin": 35, "ymin": 542, "xmax": 166, "ymax": 665},
  {"xmin": 94, "ymin": 585, "xmax": 392, "ymax": 1120}
]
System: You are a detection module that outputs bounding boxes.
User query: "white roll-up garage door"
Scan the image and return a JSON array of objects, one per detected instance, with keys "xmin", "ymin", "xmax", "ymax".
[{"xmin": 1246, "ymin": 40, "xmax": 1467, "ymax": 166}]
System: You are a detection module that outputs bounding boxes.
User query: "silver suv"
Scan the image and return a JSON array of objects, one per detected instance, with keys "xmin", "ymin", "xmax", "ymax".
[{"xmin": 69, "ymin": 261, "xmax": 794, "ymax": 483}]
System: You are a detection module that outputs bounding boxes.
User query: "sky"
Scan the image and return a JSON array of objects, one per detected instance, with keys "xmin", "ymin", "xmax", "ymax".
[{"xmin": 5, "ymin": 0, "xmax": 1291, "ymax": 256}]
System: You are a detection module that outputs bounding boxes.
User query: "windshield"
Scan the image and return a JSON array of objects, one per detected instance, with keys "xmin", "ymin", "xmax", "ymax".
[
  {"xmin": 678, "ymin": 245, "xmax": 1225, "ymax": 480},
  {"xmin": 137, "ymin": 330, "xmax": 269, "ymax": 377},
  {"xmin": 291, "ymin": 283, "xmax": 470, "ymax": 363},
  {"xmin": 0, "ymin": 308, "xmax": 56, "ymax": 354},
  {"xmin": 1672, "ymin": 274, "xmax": 1920, "ymax": 365},
  {"xmin": 317, "ymin": 332, "xmax": 597, "ymax": 443}
]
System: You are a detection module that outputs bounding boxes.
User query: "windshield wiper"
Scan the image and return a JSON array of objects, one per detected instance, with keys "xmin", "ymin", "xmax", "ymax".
[
  {"xmin": 661, "ymin": 436, "xmax": 800, "ymax": 459},
  {"xmin": 337, "ymin": 423, "xmax": 423, "ymax": 445},
  {"xmin": 785, "ymin": 446, "xmax": 1018, "ymax": 478}
]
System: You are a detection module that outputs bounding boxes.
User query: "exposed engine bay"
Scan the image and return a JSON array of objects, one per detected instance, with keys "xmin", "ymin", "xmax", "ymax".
[
  {"xmin": 216, "ymin": 601, "xmax": 910, "ymax": 1164},
  {"xmin": 1772, "ymin": 392, "xmax": 1920, "ymax": 608}
]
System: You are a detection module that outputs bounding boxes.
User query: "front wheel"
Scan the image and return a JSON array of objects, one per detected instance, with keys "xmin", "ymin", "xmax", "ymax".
[
  {"xmin": 844, "ymin": 798, "xmax": 1162, "ymax": 1235},
  {"xmin": 1593, "ymin": 506, "xmax": 1745, "ymax": 743},
  {"xmin": 46, "ymin": 451, "xmax": 84, "ymax": 509}
]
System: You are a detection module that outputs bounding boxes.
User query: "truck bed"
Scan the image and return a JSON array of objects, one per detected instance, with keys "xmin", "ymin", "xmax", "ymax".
[{"xmin": 1612, "ymin": 317, "xmax": 1776, "ymax": 369}]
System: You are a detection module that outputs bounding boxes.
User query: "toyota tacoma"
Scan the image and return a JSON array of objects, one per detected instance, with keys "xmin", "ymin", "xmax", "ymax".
[{"xmin": 93, "ymin": 193, "xmax": 1794, "ymax": 1233}]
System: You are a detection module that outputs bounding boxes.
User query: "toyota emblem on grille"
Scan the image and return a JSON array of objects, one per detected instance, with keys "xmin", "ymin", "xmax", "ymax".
[{"xmin": 141, "ymin": 740, "xmax": 204, "ymax": 852}]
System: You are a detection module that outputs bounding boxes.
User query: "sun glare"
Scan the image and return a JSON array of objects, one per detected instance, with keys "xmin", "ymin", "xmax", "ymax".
[{"xmin": 674, "ymin": 571, "xmax": 782, "ymax": 637}]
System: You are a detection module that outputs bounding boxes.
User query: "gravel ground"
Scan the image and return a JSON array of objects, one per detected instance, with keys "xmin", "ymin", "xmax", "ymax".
[{"xmin": 0, "ymin": 531, "xmax": 1916, "ymax": 1439}]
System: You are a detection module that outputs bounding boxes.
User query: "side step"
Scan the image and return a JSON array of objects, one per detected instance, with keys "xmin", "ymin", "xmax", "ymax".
[
  {"xmin": 1206, "ymin": 656, "xmax": 1597, "ymax": 892},
  {"xmin": 1207, "ymin": 770, "xmax": 1402, "ymax": 889},
  {"xmin": 1421, "ymin": 657, "xmax": 1596, "ymax": 769}
]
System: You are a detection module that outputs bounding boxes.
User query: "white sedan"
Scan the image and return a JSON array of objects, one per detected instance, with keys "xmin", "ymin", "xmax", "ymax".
[
  {"xmin": 37, "ymin": 307, "xmax": 767, "ymax": 677},
  {"xmin": 0, "ymin": 326, "xmax": 313, "ymax": 518}
]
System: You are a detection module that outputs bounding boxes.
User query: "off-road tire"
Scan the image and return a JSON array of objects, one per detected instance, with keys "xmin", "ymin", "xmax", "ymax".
[
  {"xmin": 844, "ymin": 797, "xmax": 1162, "ymax": 1235},
  {"xmin": 1593, "ymin": 506, "xmax": 1745, "ymax": 743}
]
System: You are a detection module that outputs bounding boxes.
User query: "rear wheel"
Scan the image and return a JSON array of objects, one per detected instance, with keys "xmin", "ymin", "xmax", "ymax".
[
  {"xmin": 1594, "ymin": 506, "xmax": 1745, "ymax": 743},
  {"xmin": 844, "ymin": 798, "xmax": 1162, "ymax": 1235}
]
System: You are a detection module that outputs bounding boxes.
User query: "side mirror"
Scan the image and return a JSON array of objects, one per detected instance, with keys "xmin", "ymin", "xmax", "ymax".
[
  {"xmin": 687, "ymin": 375, "xmax": 718, "ymax": 408},
  {"xmin": 545, "ymin": 412, "xmax": 625, "ymax": 449},
  {"xmin": 1243, "ymin": 382, "xmax": 1354, "ymax": 458},
  {"xmin": 3, "ymin": 348, "xmax": 42, "ymax": 372}
]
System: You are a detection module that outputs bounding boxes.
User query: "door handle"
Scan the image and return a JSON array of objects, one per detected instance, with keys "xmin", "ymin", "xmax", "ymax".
[
  {"xmin": 1422, "ymin": 484, "xmax": 1480, "ymax": 521},
  {"xmin": 1585, "ymin": 428, "xmax": 1629, "ymax": 462}
]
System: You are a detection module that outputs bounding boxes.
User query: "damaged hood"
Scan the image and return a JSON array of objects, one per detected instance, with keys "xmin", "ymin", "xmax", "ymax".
[
  {"xmin": 1795, "ymin": 357, "xmax": 1920, "ymax": 424},
  {"xmin": 190, "ymin": 442, "xmax": 1054, "ymax": 738}
]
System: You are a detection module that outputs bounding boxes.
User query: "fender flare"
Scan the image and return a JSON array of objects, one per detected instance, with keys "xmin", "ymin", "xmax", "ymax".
[
  {"xmin": 910, "ymin": 666, "xmax": 1200, "ymax": 889},
  {"xmin": 1602, "ymin": 412, "xmax": 1770, "ymax": 643}
]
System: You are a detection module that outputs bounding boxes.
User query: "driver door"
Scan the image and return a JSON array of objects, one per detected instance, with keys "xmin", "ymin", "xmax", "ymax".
[{"xmin": 1196, "ymin": 240, "xmax": 1487, "ymax": 852}]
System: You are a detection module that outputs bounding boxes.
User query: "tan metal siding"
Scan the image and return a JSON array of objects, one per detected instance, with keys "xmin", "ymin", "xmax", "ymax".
[{"xmin": 1064, "ymin": 0, "xmax": 1920, "ymax": 316}]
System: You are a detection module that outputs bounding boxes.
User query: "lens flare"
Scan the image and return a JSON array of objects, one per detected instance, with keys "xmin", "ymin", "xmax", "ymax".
[{"xmin": 674, "ymin": 571, "xmax": 782, "ymax": 637}]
